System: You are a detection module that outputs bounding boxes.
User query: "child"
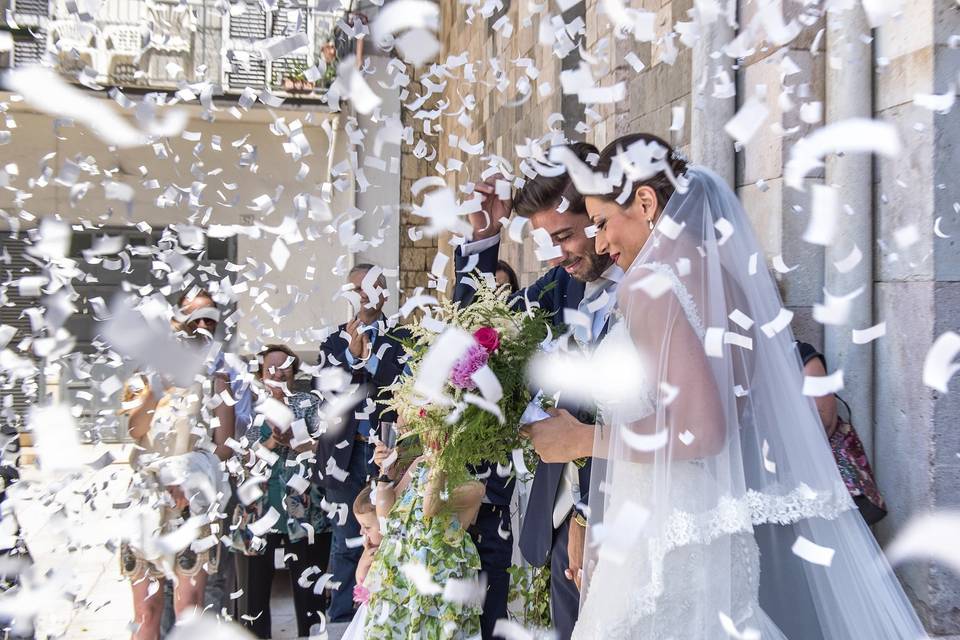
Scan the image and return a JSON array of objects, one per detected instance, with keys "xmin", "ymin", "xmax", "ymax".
[
  {"xmin": 361, "ymin": 441, "xmax": 485, "ymax": 639},
  {"xmin": 354, "ymin": 486, "xmax": 382, "ymax": 601},
  {"xmin": 341, "ymin": 486, "xmax": 382, "ymax": 640}
]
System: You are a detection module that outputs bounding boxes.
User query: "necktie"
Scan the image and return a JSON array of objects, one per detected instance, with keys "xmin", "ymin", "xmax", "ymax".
[
  {"xmin": 555, "ymin": 279, "xmax": 609, "ymax": 527},
  {"xmin": 357, "ymin": 331, "xmax": 377, "ymax": 438},
  {"xmin": 572, "ymin": 278, "xmax": 609, "ymax": 345}
]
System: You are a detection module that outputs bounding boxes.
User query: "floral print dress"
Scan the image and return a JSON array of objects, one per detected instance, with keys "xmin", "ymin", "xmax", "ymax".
[{"xmin": 363, "ymin": 464, "xmax": 482, "ymax": 640}]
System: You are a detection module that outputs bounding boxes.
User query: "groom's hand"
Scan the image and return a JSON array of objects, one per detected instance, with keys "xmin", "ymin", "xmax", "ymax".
[
  {"xmin": 565, "ymin": 514, "xmax": 586, "ymax": 591},
  {"xmin": 519, "ymin": 408, "xmax": 593, "ymax": 463},
  {"xmin": 469, "ymin": 175, "xmax": 511, "ymax": 241}
]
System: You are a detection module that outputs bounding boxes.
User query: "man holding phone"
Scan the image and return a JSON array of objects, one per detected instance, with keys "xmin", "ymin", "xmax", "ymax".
[{"xmin": 314, "ymin": 264, "xmax": 410, "ymax": 622}]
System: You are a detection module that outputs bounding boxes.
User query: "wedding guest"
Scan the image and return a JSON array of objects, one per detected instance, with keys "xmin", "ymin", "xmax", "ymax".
[
  {"xmin": 157, "ymin": 289, "xmax": 252, "ymax": 631},
  {"xmin": 340, "ymin": 486, "xmax": 382, "ymax": 639},
  {"xmin": 795, "ymin": 342, "xmax": 887, "ymax": 524},
  {"xmin": 353, "ymin": 486, "xmax": 382, "ymax": 589},
  {"xmin": 495, "ymin": 260, "xmax": 520, "ymax": 293},
  {"xmin": 120, "ymin": 307, "xmax": 231, "ymax": 640},
  {"xmin": 314, "ymin": 264, "xmax": 410, "ymax": 622},
  {"xmin": 453, "ymin": 141, "xmax": 617, "ymax": 640},
  {"xmin": 360, "ymin": 440, "xmax": 486, "ymax": 638},
  {"xmin": 173, "ymin": 289, "xmax": 241, "ymax": 462},
  {"xmin": 796, "ymin": 342, "xmax": 839, "ymax": 437},
  {"xmin": 135, "ymin": 287, "xmax": 238, "ymax": 635},
  {"xmin": 232, "ymin": 344, "xmax": 329, "ymax": 639}
]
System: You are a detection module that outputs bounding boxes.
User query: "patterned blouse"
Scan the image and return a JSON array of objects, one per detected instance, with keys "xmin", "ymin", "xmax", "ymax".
[{"xmin": 232, "ymin": 391, "xmax": 329, "ymax": 552}]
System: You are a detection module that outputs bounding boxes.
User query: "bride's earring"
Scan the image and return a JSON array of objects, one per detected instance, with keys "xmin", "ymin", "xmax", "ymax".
[{"xmin": 648, "ymin": 218, "xmax": 655, "ymax": 231}]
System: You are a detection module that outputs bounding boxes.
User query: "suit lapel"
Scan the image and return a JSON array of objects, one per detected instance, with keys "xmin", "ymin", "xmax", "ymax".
[{"xmin": 563, "ymin": 273, "xmax": 585, "ymax": 314}]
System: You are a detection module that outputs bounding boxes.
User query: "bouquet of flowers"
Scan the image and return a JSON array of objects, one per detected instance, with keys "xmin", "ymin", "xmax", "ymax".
[{"xmin": 382, "ymin": 278, "xmax": 552, "ymax": 489}]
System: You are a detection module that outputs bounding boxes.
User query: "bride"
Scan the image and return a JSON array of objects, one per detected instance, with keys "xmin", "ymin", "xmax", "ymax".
[{"xmin": 557, "ymin": 134, "xmax": 926, "ymax": 639}]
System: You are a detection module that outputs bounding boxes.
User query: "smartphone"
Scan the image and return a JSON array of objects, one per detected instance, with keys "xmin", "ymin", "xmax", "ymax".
[{"xmin": 381, "ymin": 422, "xmax": 398, "ymax": 449}]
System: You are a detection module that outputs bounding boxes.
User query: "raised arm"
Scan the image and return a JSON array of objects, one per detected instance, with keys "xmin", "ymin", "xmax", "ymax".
[
  {"xmin": 453, "ymin": 176, "xmax": 511, "ymax": 305},
  {"xmin": 211, "ymin": 373, "xmax": 237, "ymax": 461},
  {"xmin": 122, "ymin": 375, "xmax": 159, "ymax": 442},
  {"xmin": 423, "ymin": 470, "xmax": 485, "ymax": 528}
]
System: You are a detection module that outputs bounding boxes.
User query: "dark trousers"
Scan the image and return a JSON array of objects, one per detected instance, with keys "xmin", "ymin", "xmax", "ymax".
[
  {"xmin": 238, "ymin": 533, "xmax": 330, "ymax": 639},
  {"xmin": 469, "ymin": 504, "xmax": 512, "ymax": 640},
  {"xmin": 550, "ymin": 518, "xmax": 580, "ymax": 640},
  {"xmin": 325, "ymin": 442, "xmax": 373, "ymax": 622}
]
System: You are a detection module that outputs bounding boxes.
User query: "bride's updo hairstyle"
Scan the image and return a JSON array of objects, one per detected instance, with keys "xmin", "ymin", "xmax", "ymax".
[{"xmin": 591, "ymin": 133, "xmax": 689, "ymax": 213}]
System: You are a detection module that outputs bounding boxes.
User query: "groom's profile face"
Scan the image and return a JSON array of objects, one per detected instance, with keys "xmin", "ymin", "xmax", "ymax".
[{"xmin": 528, "ymin": 207, "xmax": 611, "ymax": 283}]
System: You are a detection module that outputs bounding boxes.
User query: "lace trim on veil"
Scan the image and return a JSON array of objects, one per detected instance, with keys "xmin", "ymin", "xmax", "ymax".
[
  {"xmin": 580, "ymin": 259, "xmax": 857, "ymax": 636},
  {"xmin": 661, "ymin": 481, "xmax": 855, "ymax": 553},
  {"xmin": 584, "ymin": 482, "xmax": 856, "ymax": 637}
]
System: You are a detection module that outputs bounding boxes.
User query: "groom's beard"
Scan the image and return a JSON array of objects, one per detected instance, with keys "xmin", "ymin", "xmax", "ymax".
[{"xmin": 566, "ymin": 250, "xmax": 613, "ymax": 283}]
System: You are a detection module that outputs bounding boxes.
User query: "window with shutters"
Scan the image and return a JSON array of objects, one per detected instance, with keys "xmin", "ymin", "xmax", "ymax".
[
  {"xmin": 228, "ymin": 1, "xmax": 268, "ymax": 39},
  {"xmin": 0, "ymin": 229, "xmax": 238, "ymax": 443},
  {"xmin": 221, "ymin": 1, "xmax": 342, "ymax": 97},
  {"xmin": 12, "ymin": 31, "xmax": 45, "ymax": 67},
  {"xmin": 0, "ymin": 233, "xmax": 42, "ymax": 434},
  {"xmin": 12, "ymin": 0, "xmax": 48, "ymax": 16}
]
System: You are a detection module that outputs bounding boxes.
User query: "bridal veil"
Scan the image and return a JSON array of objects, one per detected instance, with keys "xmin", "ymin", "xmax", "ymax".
[{"xmin": 576, "ymin": 162, "xmax": 926, "ymax": 639}]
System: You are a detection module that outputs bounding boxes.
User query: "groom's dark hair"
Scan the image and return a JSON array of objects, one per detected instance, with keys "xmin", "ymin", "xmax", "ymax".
[{"xmin": 512, "ymin": 141, "xmax": 599, "ymax": 218}]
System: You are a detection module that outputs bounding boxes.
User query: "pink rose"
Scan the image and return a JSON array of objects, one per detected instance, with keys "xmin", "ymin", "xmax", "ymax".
[
  {"xmin": 473, "ymin": 326, "xmax": 500, "ymax": 353},
  {"xmin": 353, "ymin": 583, "xmax": 370, "ymax": 604}
]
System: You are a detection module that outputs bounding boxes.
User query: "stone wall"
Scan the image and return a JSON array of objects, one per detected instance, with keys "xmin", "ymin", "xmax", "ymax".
[
  {"xmin": 872, "ymin": 0, "xmax": 960, "ymax": 633},
  {"xmin": 430, "ymin": 1, "xmax": 576, "ymax": 289},
  {"xmin": 398, "ymin": 69, "xmax": 442, "ymax": 298}
]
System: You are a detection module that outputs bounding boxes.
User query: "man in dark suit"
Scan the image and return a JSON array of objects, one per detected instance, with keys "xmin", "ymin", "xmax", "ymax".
[
  {"xmin": 314, "ymin": 263, "xmax": 409, "ymax": 622},
  {"xmin": 453, "ymin": 142, "xmax": 621, "ymax": 640}
]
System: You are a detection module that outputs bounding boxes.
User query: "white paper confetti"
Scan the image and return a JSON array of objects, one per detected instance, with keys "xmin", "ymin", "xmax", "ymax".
[
  {"xmin": 724, "ymin": 97, "xmax": 769, "ymax": 146},
  {"xmin": 402, "ymin": 561, "xmax": 443, "ymax": 595},
  {"xmin": 791, "ymin": 535, "xmax": 836, "ymax": 567},
  {"xmin": 802, "ymin": 369, "xmax": 844, "ymax": 396},
  {"xmin": 922, "ymin": 332, "xmax": 960, "ymax": 393},
  {"xmin": 852, "ymin": 322, "xmax": 886, "ymax": 345},
  {"xmin": 803, "ymin": 184, "xmax": 839, "ymax": 246}
]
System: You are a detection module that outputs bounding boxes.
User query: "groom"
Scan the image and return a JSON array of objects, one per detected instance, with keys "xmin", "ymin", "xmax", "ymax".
[{"xmin": 453, "ymin": 142, "xmax": 620, "ymax": 640}]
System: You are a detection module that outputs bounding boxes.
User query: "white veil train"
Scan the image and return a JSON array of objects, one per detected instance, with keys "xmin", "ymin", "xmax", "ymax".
[{"xmin": 571, "ymin": 166, "xmax": 926, "ymax": 638}]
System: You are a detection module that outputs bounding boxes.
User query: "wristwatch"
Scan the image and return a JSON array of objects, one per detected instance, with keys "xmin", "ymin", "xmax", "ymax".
[
  {"xmin": 376, "ymin": 474, "xmax": 394, "ymax": 484},
  {"xmin": 572, "ymin": 512, "xmax": 588, "ymax": 528}
]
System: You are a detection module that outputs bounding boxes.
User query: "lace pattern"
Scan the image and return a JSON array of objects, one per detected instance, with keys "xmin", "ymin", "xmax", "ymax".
[
  {"xmin": 631, "ymin": 261, "xmax": 705, "ymax": 338},
  {"xmin": 575, "ymin": 484, "xmax": 853, "ymax": 639},
  {"xmin": 660, "ymin": 481, "xmax": 854, "ymax": 555}
]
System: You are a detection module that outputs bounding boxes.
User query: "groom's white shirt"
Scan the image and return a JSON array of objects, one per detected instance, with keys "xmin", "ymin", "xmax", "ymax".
[{"xmin": 552, "ymin": 262, "xmax": 623, "ymax": 528}]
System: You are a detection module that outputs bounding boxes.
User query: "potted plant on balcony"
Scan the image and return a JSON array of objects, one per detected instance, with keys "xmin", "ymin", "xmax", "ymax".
[
  {"xmin": 281, "ymin": 62, "xmax": 314, "ymax": 93},
  {"xmin": 320, "ymin": 39, "xmax": 337, "ymax": 90}
]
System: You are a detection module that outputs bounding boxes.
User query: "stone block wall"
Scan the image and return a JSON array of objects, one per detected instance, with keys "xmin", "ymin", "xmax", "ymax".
[
  {"xmin": 430, "ymin": 1, "xmax": 573, "ymax": 289},
  {"xmin": 872, "ymin": 0, "xmax": 960, "ymax": 633},
  {"xmin": 398, "ymin": 69, "xmax": 441, "ymax": 299}
]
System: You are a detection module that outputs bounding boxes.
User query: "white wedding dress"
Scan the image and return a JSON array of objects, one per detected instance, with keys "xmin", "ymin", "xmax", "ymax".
[
  {"xmin": 572, "ymin": 264, "xmax": 784, "ymax": 639},
  {"xmin": 555, "ymin": 165, "xmax": 924, "ymax": 640}
]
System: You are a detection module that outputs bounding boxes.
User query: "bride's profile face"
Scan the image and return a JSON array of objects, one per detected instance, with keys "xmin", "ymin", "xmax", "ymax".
[{"xmin": 585, "ymin": 185, "xmax": 659, "ymax": 270}]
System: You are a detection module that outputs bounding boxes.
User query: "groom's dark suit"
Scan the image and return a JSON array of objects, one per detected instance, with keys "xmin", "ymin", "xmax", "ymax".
[{"xmin": 454, "ymin": 240, "xmax": 600, "ymax": 640}]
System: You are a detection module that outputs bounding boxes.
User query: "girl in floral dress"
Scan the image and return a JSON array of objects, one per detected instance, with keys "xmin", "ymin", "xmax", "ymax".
[{"xmin": 361, "ymin": 439, "xmax": 485, "ymax": 640}]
